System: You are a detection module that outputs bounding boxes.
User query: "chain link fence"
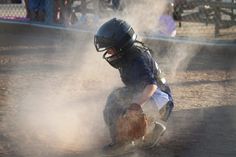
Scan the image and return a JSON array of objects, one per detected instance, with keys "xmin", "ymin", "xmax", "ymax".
[
  {"xmin": 174, "ymin": 0, "xmax": 236, "ymax": 40},
  {"xmin": 0, "ymin": 1, "xmax": 26, "ymax": 20},
  {"xmin": 0, "ymin": 0, "xmax": 235, "ymax": 40}
]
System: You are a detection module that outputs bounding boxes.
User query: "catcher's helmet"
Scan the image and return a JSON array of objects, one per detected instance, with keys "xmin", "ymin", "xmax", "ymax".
[
  {"xmin": 94, "ymin": 18, "xmax": 137, "ymax": 68},
  {"xmin": 94, "ymin": 18, "xmax": 137, "ymax": 52}
]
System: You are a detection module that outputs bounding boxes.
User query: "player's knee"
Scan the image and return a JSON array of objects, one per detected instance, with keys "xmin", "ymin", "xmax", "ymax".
[{"xmin": 159, "ymin": 101, "xmax": 174, "ymax": 122}]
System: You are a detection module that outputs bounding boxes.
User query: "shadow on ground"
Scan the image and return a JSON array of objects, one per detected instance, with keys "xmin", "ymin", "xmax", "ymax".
[{"xmin": 140, "ymin": 105, "xmax": 236, "ymax": 157}]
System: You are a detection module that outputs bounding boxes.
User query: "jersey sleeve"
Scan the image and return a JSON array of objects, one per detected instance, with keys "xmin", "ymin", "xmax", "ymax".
[{"xmin": 132, "ymin": 56, "xmax": 157, "ymax": 86}]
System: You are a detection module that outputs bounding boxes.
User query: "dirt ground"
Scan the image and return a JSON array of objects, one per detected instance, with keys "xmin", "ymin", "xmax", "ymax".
[{"xmin": 0, "ymin": 30, "xmax": 236, "ymax": 157}]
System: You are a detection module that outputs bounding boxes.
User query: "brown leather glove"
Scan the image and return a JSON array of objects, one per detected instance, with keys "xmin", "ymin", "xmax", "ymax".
[
  {"xmin": 127, "ymin": 103, "xmax": 143, "ymax": 112},
  {"xmin": 115, "ymin": 103, "xmax": 147, "ymax": 143}
]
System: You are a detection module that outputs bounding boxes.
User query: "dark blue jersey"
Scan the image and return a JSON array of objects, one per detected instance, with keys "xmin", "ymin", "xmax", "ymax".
[{"xmin": 119, "ymin": 46, "xmax": 159, "ymax": 91}]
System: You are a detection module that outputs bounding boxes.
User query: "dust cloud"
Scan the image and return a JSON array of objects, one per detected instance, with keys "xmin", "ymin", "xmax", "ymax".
[
  {"xmin": 119, "ymin": 0, "xmax": 167, "ymax": 34},
  {"xmin": 2, "ymin": 35, "xmax": 121, "ymax": 156},
  {"xmin": 114, "ymin": 0, "xmax": 201, "ymax": 81},
  {"xmin": 167, "ymin": 43, "xmax": 200, "ymax": 79}
]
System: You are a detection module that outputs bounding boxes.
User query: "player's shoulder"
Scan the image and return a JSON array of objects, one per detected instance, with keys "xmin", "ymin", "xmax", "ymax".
[{"xmin": 125, "ymin": 46, "xmax": 154, "ymax": 64}]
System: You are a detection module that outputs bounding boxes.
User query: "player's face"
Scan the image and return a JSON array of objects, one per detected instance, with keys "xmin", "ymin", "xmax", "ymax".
[{"xmin": 106, "ymin": 48, "xmax": 117, "ymax": 55}]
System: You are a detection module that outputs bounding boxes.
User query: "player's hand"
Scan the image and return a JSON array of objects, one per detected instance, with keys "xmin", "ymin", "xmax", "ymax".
[{"xmin": 128, "ymin": 103, "xmax": 142, "ymax": 111}]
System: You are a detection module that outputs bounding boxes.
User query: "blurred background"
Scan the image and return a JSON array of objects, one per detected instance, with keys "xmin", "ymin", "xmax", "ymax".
[{"xmin": 0, "ymin": 0, "xmax": 236, "ymax": 40}]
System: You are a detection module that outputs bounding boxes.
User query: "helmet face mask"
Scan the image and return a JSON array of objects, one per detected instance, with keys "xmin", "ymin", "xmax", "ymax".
[
  {"xmin": 103, "ymin": 50, "xmax": 125, "ymax": 69},
  {"xmin": 94, "ymin": 35, "xmax": 115, "ymax": 52}
]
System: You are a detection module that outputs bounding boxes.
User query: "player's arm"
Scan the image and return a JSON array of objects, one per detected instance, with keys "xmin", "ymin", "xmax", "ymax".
[
  {"xmin": 129, "ymin": 57, "xmax": 158, "ymax": 107},
  {"xmin": 132, "ymin": 84, "xmax": 157, "ymax": 106}
]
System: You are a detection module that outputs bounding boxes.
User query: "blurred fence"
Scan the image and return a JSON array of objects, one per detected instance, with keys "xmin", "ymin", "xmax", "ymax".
[
  {"xmin": 0, "ymin": 1, "xmax": 26, "ymax": 20},
  {"xmin": 0, "ymin": 0, "xmax": 236, "ymax": 40}
]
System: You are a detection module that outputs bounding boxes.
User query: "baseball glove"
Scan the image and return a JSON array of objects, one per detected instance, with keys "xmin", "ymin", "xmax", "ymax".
[{"xmin": 115, "ymin": 103, "xmax": 147, "ymax": 143}]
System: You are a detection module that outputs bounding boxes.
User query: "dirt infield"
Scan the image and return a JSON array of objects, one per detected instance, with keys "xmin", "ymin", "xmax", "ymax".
[{"xmin": 0, "ymin": 28, "xmax": 236, "ymax": 157}]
